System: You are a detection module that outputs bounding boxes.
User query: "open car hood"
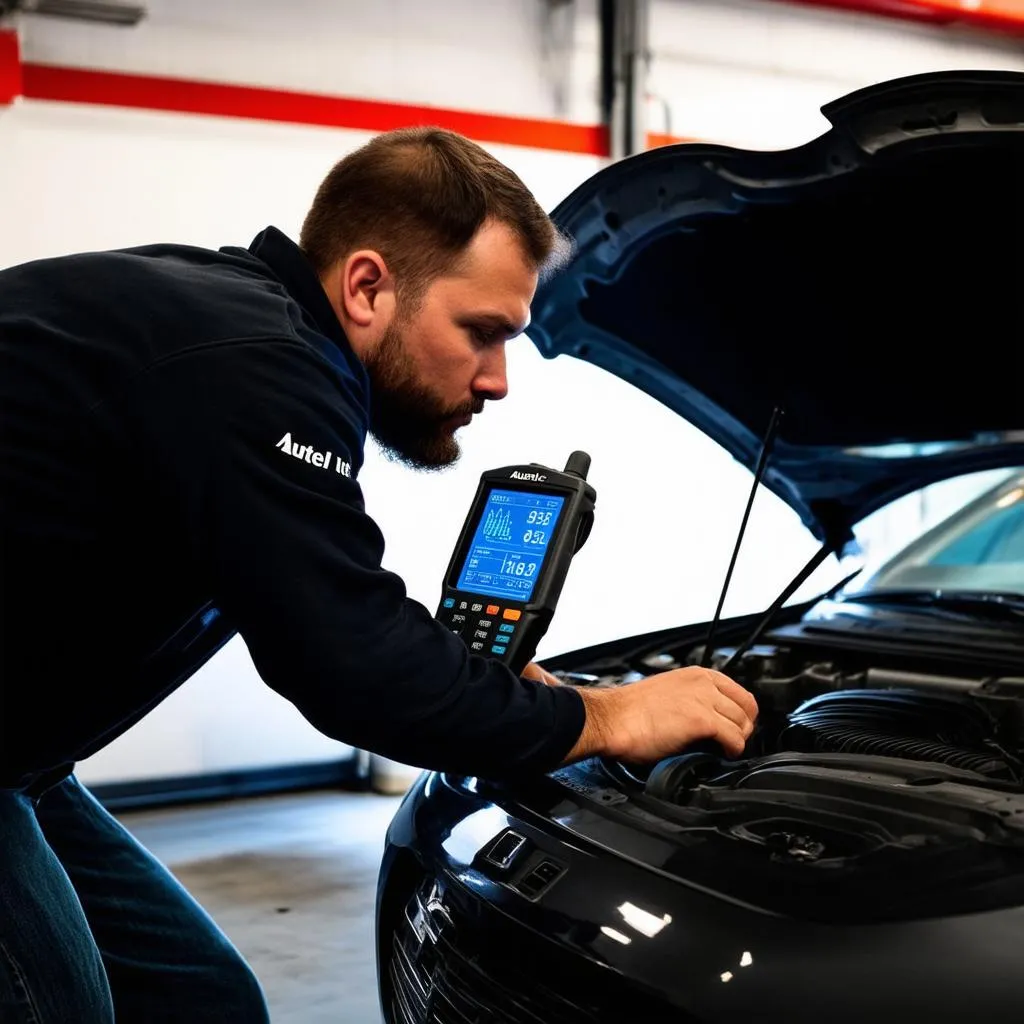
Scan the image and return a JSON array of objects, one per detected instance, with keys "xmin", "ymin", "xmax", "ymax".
[{"xmin": 529, "ymin": 71, "xmax": 1024, "ymax": 550}]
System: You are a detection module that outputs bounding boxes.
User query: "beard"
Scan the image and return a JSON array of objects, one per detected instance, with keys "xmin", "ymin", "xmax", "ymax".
[{"xmin": 363, "ymin": 319, "xmax": 483, "ymax": 470}]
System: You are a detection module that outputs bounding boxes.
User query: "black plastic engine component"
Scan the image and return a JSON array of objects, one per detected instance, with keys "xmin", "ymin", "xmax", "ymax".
[
  {"xmin": 644, "ymin": 750, "xmax": 727, "ymax": 799},
  {"xmin": 782, "ymin": 688, "xmax": 1017, "ymax": 780},
  {"xmin": 787, "ymin": 726, "xmax": 1011, "ymax": 778},
  {"xmin": 788, "ymin": 688, "xmax": 991, "ymax": 736}
]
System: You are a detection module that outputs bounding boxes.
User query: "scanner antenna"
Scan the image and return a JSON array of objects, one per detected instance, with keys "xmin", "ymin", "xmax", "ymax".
[{"xmin": 700, "ymin": 406, "xmax": 784, "ymax": 668}]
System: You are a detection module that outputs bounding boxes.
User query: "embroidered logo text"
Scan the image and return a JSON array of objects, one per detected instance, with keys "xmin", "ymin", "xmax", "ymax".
[{"xmin": 275, "ymin": 432, "xmax": 351, "ymax": 477}]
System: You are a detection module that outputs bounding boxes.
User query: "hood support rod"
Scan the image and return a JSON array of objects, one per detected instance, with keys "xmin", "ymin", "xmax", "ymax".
[
  {"xmin": 701, "ymin": 406, "xmax": 784, "ymax": 667},
  {"xmin": 719, "ymin": 541, "xmax": 837, "ymax": 675}
]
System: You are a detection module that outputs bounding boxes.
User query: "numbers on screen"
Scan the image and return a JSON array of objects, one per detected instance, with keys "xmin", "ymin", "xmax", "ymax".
[{"xmin": 500, "ymin": 557, "xmax": 538, "ymax": 577}]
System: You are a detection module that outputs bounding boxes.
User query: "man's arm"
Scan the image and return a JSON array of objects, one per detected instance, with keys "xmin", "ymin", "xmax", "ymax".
[
  {"xmin": 523, "ymin": 662, "xmax": 758, "ymax": 762},
  {"xmin": 566, "ymin": 669, "xmax": 758, "ymax": 761}
]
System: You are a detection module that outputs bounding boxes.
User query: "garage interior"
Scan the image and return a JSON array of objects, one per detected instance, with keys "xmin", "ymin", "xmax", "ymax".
[{"xmin": 2, "ymin": 1, "xmax": 1023, "ymax": 1022}]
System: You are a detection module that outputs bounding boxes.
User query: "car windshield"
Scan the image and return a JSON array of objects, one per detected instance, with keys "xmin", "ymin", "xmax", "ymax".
[{"xmin": 845, "ymin": 472, "xmax": 1024, "ymax": 599}]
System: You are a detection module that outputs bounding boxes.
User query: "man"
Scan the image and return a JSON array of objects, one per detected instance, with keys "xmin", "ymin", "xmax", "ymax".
[{"xmin": 0, "ymin": 127, "xmax": 757, "ymax": 1021}]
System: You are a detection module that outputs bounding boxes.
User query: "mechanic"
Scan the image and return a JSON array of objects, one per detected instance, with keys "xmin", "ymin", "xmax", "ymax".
[{"xmin": 0, "ymin": 127, "xmax": 758, "ymax": 1021}]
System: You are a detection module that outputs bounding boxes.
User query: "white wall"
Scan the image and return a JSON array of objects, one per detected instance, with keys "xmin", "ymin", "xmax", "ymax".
[
  {"xmin": 17, "ymin": 0, "xmax": 602, "ymax": 124},
  {"xmin": 2, "ymin": 0, "xmax": 1017, "ymax": 784},
  {"xmin": 648, "ymin": 0, "xmax": 1024, "ymax": 149}
]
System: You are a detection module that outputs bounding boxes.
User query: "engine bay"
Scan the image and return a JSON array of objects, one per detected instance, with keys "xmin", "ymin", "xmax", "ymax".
[
  {"xmin": 554, "ymin": 627, "xmax": 1024, "ymax": 812},
  {"xmin": 541, "ymin": 629, "xmax": 1024, "ymax": 909},
  {"xmin": 701, "ymin": 638, "xmax": 1024, "ymax": 781}
]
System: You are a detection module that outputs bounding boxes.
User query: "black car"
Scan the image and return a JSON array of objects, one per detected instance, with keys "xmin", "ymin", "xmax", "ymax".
[{"xmin": 376, "ymin": 71, "xmax": 1024, "ymax": 1024}]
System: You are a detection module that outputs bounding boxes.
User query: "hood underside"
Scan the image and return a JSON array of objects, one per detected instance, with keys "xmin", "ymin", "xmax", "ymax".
[{"xmin": 529, "ymin": 71, "xmax": 1024, "ymax": 549}]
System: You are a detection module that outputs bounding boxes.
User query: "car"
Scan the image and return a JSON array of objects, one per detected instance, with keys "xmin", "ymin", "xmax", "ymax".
[{"xmin": 375, "ymin": 70, "xmax": 1024, "ymax": 1024}]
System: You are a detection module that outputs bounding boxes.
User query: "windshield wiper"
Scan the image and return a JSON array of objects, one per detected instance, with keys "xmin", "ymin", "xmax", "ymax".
[{"xmin": 842, "ymin": 590, "xmax": 1024, "ymax": 623}]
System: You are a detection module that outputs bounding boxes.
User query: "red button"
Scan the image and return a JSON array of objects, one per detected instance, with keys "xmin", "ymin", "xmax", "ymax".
[{"xmin": 486, "ymin": 604, "xmax": 499, "ymax": 616}]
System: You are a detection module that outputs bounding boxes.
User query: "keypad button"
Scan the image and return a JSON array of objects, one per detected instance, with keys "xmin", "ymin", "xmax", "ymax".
[
  {"xmin": 493, "ymin": 634, "xmax": 510, "ymax": 646},
  {"xmin": 471, "ymin": 603, "xmax": 483, "ymax": 613},
  {"xmin": 498, "ymin": 624, "xmax": 515, "ymax": 634},
  {"xmin": 486, "ymin": 605, "xmax": 499, "ymax": 616},
  {"xmin": 490, "ymin": 645, "xmax": 507, "ymax": 655},
  {"xmin": 478, "ymin": 619, "xmax": 493, "ymax": 629},
  {"xmin": 451, "ymin": 614, "xmax": 467, "ymax": 625},
  {"xmin": 502, "ymin": 609, "xmax": 522, "ymax": 622},
  {"xmin": 459, "ymin": 601, "xmax": 469, "ymax": 610},
  {"xmin": 442, "ymin": 598, "xmax": 455, "ymax": 609},
  {"xmin": 473, "ymin": 629, "xmax": 488, "ymax": 640},
  {"xmin": 470, "ymin": 641, "xmax": 485, "ymax": 651}
]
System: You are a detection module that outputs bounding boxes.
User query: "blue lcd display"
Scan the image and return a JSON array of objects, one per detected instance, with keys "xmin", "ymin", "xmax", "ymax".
[{"xmin": 456, "ymin": 488, "xmax": 565, "ymax": 602}]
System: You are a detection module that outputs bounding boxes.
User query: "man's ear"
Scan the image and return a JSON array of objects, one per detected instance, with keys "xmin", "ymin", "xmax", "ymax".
[{"xmin": 341, "ymin": 250, "xmax": 395, "ymax": 328}]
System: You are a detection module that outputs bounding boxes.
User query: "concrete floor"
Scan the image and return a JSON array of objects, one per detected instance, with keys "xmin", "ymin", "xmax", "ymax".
[{"xmin": 117, "ymin": 789, "xmax": 404, "ymax": 1024}]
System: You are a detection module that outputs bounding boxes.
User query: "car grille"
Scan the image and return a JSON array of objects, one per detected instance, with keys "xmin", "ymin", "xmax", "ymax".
[{"xmin": 388, "ymin": 878, "xmax": 615, "ymax": 1024}]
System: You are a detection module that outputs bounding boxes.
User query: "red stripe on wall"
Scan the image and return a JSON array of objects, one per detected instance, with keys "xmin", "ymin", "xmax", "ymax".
[
  {"xmin": 20, "ymin": 62, "xmax": 611, "ymax": 157},
  {"xmin": 646, "ymin": 131, "xmax": 697, "ymax": 149},
  {"xmin": 782, "ymin": 0, "xmax": 1024, "ymax": 35},
  {"xmin": 0, "ymin": 30, "xmax": 22, "ymax": 105}
]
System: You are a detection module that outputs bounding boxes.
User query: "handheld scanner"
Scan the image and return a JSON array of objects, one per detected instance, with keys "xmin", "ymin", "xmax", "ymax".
[{"xmin": 436, "ymin": 451, "xmax": 596, "ymax": 675}]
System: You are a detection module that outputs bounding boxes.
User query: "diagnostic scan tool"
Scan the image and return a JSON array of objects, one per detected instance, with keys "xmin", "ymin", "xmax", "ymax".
[{"xmin": 436, "ymin": 452, "xmax": 596, "ymax": 675}]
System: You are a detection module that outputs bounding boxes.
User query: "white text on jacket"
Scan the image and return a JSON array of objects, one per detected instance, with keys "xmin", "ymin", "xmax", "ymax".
[{"xmin": 275, "ymin": 432, "xmax": 351, "ymax": 477}]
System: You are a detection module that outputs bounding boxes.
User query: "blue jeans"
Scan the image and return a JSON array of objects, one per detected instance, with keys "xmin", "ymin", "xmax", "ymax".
[{"xmin": 0, "ymin": 775, "xmax": 270, "ymax": 1022}]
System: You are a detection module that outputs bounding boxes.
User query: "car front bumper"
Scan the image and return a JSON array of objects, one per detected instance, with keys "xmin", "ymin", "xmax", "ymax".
[{"xmin": 375, "ymin": 771, "xmax": 1024, "ymax": 1024}]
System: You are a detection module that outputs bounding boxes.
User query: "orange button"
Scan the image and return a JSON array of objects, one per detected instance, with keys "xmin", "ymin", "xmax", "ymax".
[
  {"xmin": 502, "ymin": 609, "xmax": 522, "ymax": 621},
  {"xmin": 486, "ymin": 604, "xmax": 499, "ymax": 616}
]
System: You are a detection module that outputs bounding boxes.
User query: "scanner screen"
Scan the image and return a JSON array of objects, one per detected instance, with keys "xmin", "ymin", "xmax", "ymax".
[{"xmin": 456, "ymin": 489, "xmax": 565, "ymax": 602}]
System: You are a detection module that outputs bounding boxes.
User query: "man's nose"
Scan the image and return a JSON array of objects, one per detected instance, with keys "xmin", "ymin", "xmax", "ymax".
[{"xmin": 473, "ymin": 345, "xmax": 508, "ymax": 401}]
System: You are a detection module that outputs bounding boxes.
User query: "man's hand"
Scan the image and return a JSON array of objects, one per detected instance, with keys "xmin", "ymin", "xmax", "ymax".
[
  {"xmin": 565, "ymin": 666, "xmax": 758, "ymax": 763},
  {"xmin": 521, "ymin": 662, "xmax": 562, "ymax": 687}
]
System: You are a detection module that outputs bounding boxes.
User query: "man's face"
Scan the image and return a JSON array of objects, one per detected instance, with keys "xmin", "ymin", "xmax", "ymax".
[{"xmin": 364, "ymin": 219, "xmax": 538, "ymax": 469}]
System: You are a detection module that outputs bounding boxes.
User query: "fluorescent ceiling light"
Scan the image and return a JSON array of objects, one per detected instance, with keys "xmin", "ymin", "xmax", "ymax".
[{"xmin": 19, "ymin": 1, "xmax": 146, "ymax": 26}]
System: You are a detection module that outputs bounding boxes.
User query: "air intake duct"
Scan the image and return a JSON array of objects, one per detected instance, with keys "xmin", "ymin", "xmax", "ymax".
[{"xmin": 782, "ymin": 688, "xmax": 1016, "ymax": 780}]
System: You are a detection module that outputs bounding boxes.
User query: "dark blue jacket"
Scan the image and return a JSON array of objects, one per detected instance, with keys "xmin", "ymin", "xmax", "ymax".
[{"xmin": 0, "ymin": 226, "xmax": 584, "ymax": 791}]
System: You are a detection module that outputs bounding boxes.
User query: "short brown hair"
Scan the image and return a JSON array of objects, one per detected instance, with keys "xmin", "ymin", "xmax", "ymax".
[{"xmin": 299, "ymin": 127, "xmax": 571, "ymax": 304}]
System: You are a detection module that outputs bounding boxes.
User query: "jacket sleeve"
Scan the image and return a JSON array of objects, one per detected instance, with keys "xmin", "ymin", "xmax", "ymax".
[{"xmin": 122, "ymin": 338, "xmax": 586, "ymax": 778}]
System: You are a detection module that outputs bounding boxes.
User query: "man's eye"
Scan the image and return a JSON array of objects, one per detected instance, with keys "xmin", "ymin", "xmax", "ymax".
[{"xmin": 470, "ymin": 326, "xmax": 495, "ymax": 344}]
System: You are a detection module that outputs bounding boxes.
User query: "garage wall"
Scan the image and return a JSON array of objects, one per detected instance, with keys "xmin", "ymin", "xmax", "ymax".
[
  {"xmin": 648, "ymin": 0, "xmax": 1024, "ymax": 149},
  {"xmin": 16, "ymin": 0, "xmax": 602, "ymax": 125},
  {"xmin": 0, "ymin": 0, "xmax": 604, "ymax": 270},
  {"xmin": 1, "ymin": 0, "xmax": 1017, "ymax": 784}
]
